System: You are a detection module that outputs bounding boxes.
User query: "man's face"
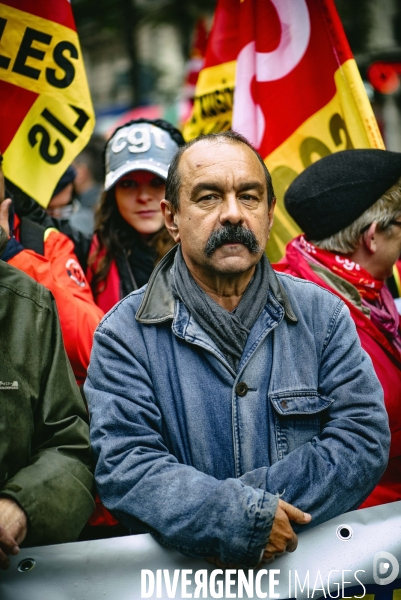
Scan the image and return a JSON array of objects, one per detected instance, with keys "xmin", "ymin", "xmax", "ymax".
[
  {"xmin": 46, "ymin": 183, "xmax": 74, "ymax": 217},
  {"xmin": 373, "ymin": 220, "xmax": 401, "ymax": 279},
  {"xmin": 166, "ymin": 140, "xmax": 274, "ymax": 279}
]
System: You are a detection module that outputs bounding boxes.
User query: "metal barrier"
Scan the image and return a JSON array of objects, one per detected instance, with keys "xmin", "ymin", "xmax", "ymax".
[{"xmin": 1, "ymin": 501, "xmax": 400, "ymax": 599}]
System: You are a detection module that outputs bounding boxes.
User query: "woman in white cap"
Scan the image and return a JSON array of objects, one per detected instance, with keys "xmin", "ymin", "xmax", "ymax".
[{"xmin": 87, "ymin": 118, "xmax": 184, "ymax": 312}]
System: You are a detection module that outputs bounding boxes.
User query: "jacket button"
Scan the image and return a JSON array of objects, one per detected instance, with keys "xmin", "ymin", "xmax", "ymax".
[{"xmin": 236, "ymin": 382, "xmax": 248, "ymax": 397}]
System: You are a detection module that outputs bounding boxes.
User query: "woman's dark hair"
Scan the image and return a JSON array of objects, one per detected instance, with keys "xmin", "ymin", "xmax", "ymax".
[
  {"xmin": 89, "ymin": 188, "xmax": 175, "ymax": 297},
  {"xmin": 90, "ymin": 119, "xmax": 184, "ymax": 297}
]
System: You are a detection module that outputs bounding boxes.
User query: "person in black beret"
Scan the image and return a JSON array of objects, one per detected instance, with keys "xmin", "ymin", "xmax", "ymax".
[
  {"xmin": 46, "ymin": 165, "xmax": 77, "ymax": 219},
  {"xmin": 275, "ymin": 148, "xmax": 401, "ymax": 510}
]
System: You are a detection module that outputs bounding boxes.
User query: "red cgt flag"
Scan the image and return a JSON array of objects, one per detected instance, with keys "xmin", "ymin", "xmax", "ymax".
[{"xmin": 183, "ymin": 0, "xmax": 384, "ymax": 262}]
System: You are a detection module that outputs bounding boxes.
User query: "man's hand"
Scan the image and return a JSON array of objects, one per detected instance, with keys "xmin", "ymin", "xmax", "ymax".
[
  {"xmin": 0, "ymin": 197, "xmax": 11, "ymax": 238},
  {"xmin": 261, "ymin": 499, "xmax": 311, "ymax": 562},
  {"xmin": 0, "ymin": 498, "xmax": 28, "ymax": 570},
  {"xmin": 206, "ymin": 500, "xmax": 311, "ymax": 569}
]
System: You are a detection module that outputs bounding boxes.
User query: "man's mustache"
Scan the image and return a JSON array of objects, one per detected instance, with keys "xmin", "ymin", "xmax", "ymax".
[{"xmin": 204, "ymin": 223, "xmax": 261, "ymax": 257}]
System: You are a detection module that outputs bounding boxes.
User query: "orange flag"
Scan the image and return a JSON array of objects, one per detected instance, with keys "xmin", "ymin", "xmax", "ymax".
[{"xmin": 183, "ymin": 0, "xmax": 384, "ymax": 262}]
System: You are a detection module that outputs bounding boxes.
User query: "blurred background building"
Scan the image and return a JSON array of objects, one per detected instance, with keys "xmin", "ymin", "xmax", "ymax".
[
  {"xmin": 71, "ymin": 0, "xmax": 401, "ymax": 149},
  {"xmin": 71, "ymin": 0, "xmax": 214, "ymax": 134}
]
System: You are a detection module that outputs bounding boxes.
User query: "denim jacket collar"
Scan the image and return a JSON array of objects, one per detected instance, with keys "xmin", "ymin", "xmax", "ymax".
[{"xmin": 135, "ymin": 244, "xmax": 298, "ymax": 325}]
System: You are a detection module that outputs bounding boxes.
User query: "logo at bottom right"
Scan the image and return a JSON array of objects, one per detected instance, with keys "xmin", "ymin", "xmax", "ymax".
[{"xmin": 373, "ymin": 551, "xmax": 400, "ymax": 585}]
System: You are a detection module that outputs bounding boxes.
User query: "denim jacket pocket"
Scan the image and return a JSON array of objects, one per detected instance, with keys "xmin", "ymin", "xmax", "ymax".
[{"xmin": 269, "ymin": 390, "xmax": 334, "ymax": 460}]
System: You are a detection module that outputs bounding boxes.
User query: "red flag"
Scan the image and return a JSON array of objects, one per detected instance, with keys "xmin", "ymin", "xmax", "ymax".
[
  {"xmin": 0, "ymin": 0, "xmax": 94, "ymax": 207},
  {"xmin": 183, "ymin": 0, "xmax": 384, "ymax": 261}
]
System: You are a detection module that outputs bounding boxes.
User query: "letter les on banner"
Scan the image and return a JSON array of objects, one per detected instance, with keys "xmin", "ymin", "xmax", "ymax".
[
  {"xmin": 141, "ymin": 570, "xmax": 154, "ymax": 598},
  {"xmin": 12, "ymin": 27, "xmax": 51, "ymax": 80},
  {"xmin": 47, "ymin": 41, "xmax": 77, "ymax": 88}
]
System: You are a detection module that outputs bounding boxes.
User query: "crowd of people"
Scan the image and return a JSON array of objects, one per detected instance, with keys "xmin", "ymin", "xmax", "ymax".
[{"xmin": 0, "ymin": 118, "xmax": 400, "ymax": 570}]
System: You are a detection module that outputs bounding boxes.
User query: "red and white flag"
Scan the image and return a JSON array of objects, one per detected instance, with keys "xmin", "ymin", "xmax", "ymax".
[{"xmin": 183, "ymin": 0, "xmax": 384, "ymax": 261}]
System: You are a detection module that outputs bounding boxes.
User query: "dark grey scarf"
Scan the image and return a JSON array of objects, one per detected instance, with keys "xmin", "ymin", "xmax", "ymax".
[{"xmin": 172, "ymin": 245, "xmax": 271, "ymax": 371}]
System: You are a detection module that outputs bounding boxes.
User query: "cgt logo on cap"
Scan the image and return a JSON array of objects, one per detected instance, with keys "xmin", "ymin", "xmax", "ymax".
[
  {"xmin": 111, "ymin": 124, "xmax": 167, "ymax": 155},
  {"xmin": 104, "ymin": 122, "xmax": 179, "ymax": 191},
  {"xmin": 373, "ymin": 551, "xmax": 400, "ymax": 585}
]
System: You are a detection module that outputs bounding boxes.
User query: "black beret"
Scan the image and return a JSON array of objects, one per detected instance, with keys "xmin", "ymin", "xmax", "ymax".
[{"xmin": 284, "ymin": 149, "xmax": 401, "ymax": 240}]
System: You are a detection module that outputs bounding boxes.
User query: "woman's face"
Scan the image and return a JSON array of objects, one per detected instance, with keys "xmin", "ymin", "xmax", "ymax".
[{"xmin": 114, "ymin": 170, "xmax": 166, "ymax": 235}]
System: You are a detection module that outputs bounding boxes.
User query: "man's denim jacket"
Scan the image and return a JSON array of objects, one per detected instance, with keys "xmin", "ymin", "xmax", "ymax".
[{"xmin": 86, "ymin": 247, "xmax": 390, "ymax": 567}]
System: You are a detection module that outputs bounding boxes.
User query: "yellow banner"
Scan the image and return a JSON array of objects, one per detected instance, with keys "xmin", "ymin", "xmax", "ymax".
[
  {"xmin": 0, "ymin": 3, "xmax": 94, "ymax": 206},
  {"xmin": 184, "ymin": 54, "xmax": 385, "ymax": 263},
  {"xmin": 183, "ymin": 62, "xmax": 236, "ymax": 141},
  {"xmin": 265, "ymin": 60, "xmax": 384, "ymax": 262}
]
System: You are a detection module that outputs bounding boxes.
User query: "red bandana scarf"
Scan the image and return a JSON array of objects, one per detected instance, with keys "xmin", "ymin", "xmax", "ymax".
[
  {"xmin": 294, "ymin": 236, "xmax": 383, "ymax": 302},
  {"xmin": 293, "ymin": 236, "xmax": 401, "ymax": 353}
]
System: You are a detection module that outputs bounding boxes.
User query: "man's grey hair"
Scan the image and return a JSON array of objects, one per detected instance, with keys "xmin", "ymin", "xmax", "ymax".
[
  {"xmin": 165, "ymin": 130, "xmax": 276, "ymax": 211},
  {"xmin": 313, "ymin": 177, "xmax": 401, "ymax": 253}
]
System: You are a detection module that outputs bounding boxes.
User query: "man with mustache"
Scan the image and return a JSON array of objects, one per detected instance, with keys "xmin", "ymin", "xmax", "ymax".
[{"xmin": 86, "ymin": 131, "xmax": 389, "ymax": 567}]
